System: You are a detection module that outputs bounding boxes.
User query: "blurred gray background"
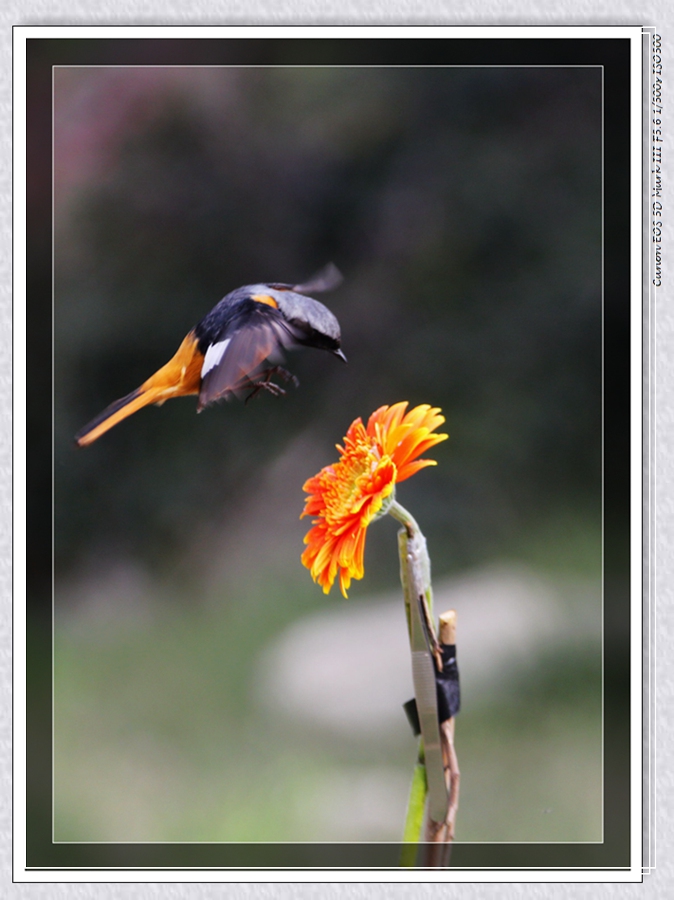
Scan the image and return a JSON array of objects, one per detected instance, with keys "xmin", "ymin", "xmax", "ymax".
[{"xmin": 53, "ymin": 63, "xmax": 602, "ymax": 843}]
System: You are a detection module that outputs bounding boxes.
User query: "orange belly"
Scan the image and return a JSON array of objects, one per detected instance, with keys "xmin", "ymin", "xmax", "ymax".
[{"xmin": 142, "ymin": 330, "xmax": 204, "ymax": 399}]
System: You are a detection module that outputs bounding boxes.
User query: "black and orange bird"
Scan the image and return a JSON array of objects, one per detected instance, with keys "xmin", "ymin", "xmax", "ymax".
[{"xmin": 74, "ymin": 265, "xmax": 346, "ymax": 447}]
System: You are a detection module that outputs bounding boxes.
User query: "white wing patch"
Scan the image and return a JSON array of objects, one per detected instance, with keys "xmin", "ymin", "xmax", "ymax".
[{"xmin": 201, "ymin": 338, "xmax": 231, "ymax": 378}]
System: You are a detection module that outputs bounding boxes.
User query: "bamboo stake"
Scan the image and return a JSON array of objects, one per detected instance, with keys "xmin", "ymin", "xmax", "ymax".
[
  {"xmin": 421, "ymin": 610, "xmax": 461, "ymax": 867},
  {"xmin": 438, "ymin": 611, "xmax": 460, "ymax": 842}
]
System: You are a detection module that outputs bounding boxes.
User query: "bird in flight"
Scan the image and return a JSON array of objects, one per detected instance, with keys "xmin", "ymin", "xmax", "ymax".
[{"xmin": 75, "ymin": 264, "xmax": 345, "ymax": 447}]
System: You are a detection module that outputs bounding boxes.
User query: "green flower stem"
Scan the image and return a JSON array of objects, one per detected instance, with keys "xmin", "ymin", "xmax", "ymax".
[
  {"xmin": 400, "ymin": 745, "xmax": 427, "ymax": 867},
  {"xmin": 389, "ymin": 499, "xmax": 435, "ymax": 620},
  {"xmin": 390, "ymin": 498, "xmax": 439, "ymax": 854}
]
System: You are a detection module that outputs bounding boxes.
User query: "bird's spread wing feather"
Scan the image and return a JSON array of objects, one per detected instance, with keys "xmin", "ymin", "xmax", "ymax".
[
  {"xmin": 198, "ymin": 313, "xmax": 298, "ymax": 410},
  {"xmin": 292, "ymin": 263, "xmax": 343, "ymax": 295},
  {"xmin": 267, "ymin": 263, "xmax": 343, "ymax": 297}
]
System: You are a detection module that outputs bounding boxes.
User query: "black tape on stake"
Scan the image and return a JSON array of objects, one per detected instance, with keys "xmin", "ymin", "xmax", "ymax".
[
  {"xmin": 436, "ymin": 643, "xmax": 460, "ymax": 722},
  {"xmin": 403, "ymin": 644, "xmax": 461, "ymax": 736},
  {"xmin": 403, "ymin": 697, "xmax": 421, "ymax": 736}
]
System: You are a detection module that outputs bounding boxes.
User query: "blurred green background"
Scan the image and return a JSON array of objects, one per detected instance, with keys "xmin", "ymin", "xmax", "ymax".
[{"xmin": 53, "ymin": 63, "xmax": 603, "ymax": 843}]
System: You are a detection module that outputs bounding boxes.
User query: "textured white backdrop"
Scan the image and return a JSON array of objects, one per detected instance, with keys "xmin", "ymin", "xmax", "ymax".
[{"xmin": 4, "ymin": 4, "xmax": 673, "ymax": 896}]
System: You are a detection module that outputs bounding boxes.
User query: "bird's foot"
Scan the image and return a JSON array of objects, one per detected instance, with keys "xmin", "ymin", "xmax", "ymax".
[
  {"xmin": 244, "ymin": 367, "xmax": 299, "ymax": 404},
  {"xmin": 267, "ymin": 366, "xmax": 300, "ymax": 388}
]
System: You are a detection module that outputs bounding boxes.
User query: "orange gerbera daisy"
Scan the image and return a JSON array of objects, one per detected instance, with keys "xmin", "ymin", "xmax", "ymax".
[{"xmin": 301, "ymin": 402, "xmax": 448, "ymax": 597}]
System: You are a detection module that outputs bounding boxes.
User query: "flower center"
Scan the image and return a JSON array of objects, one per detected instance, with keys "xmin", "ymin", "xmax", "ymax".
[{"xmin": 323, "ymin": 436, "xmax": 396, "ymax": 525}]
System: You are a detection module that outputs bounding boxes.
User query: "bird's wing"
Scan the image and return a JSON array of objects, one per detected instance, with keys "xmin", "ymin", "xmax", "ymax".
[
  {"xmin": 198, "ymin": 313, "xmax": 297, "ymax": 410},
  {"xmin": 267, "ymin": 263, "xmax": 343, "ymax": 296},
  {"xmin": 293, "ymin": 263, "xmax": 343, "ymax": 294}
]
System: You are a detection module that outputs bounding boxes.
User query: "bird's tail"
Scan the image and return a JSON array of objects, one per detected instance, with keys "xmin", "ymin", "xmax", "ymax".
[
  {"xmin": 74, "ymin": 331, "xmax": 205, "ymax": 447},
  {"xmin": 74, "ymin": 386, "xmax": 162, "ymax": 447}
]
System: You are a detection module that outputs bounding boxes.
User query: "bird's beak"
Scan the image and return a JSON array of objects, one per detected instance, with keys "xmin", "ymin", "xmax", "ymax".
[{"xmin": 333, "ymin": 348, "xmax": 347, "ymax": 363}]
